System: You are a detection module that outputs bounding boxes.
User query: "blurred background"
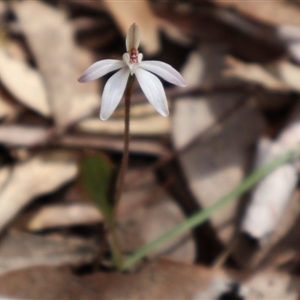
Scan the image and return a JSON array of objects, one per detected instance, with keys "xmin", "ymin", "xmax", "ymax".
[{"xmin": 1, "ymin": 0, "xmax": 300, "ymax": 298}]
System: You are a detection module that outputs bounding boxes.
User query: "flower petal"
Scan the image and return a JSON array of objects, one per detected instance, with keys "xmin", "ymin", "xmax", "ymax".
[
  {"xmin": 139, "ymin": 61, "xmax": 186, "ymax": 86},
  {"xmin": 78, "ymin": 59, "xmax": 125, "ymax": 83},
  {"xmin": 100, "ymin": 67, "xmax": 130, "ymax": 120},
  {"xmin": 135, "ymin": 68, "xmax": 169, "ymax": 117},
  {"xmin": 123, "ymin": 53, "xmax": 130, "ymax": 67},
  {"xmin": 126, "ymin": 23, "xmax": 140, "ymax": 52}
]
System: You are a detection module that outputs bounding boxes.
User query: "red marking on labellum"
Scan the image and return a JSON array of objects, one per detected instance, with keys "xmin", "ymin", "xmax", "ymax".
[{"xmin": 130, "ymin": 47, "xmax": 138, "ymax": 64}]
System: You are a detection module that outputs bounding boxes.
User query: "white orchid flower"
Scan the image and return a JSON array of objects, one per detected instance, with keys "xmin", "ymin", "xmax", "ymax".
[{"xmin": 78, "ymin": 23, "xmax": 186, "ymax": 121}]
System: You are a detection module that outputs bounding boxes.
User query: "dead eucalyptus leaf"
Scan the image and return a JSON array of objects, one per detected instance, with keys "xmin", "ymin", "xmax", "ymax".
[
  {"xmin": 117, "ymin": 170, "xmax": 196, "ymax": 264},
  {"xmin": 242, "ymin": 103, "xmax": 300, "ymax": 240},
  {"xmin": 0, "ymin": 125, "xmax": 50, "ymax": 147},
  {"xmin": 1, "ymin": 259, "xmax": 300, "ymax": 299},
  {"xmin": 27, "ymin": 203, "xmax": 103, "ymax": 231},
  {"xmin": 0, "ymin": 94, "xmax": 18, "ymax": 123},
  {"xmin": 76, "ymin": 114, "xmax": 170, "ymax": 136},
  {"xmin": 214, "ymin": 1, "xmax": 300, "ymax": 26},
  {"xmin": 0, "ymin": 153, "xmax": 78, "ymax": 233},
  {"xmin": 172, "ymin": 95, "xmax": 266, "ymax": 245},
  {"xmin": 14, "ymin": 1, "xmax": 99, "ymax": 130},
  {"xmin": 0, "ymin": 47, "xmax": 50, "ymax": 116},
  {"xmin": 0, "ymin": 230, "xmax": 98, "ymax": 276},
  {"xmin": 224, "ymin": 56, "xmax": 289, "ymax": 91}
]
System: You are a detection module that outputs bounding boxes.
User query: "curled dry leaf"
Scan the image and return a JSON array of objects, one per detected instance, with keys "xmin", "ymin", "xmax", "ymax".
[
  {"xmin": 103, "ymin": 0, "xmax": 160, "ymax": 55},
  {"xmin": 0, "ymin": 48, "xmax": 50, "ymax": 116},
  {"xmin": 14, "ymin": 1, "xmax": 99, "ymax": 130},
  {"xmin": 27, "ymin": 203, "xmax": 104, "ymax": 231},
  {"xmin": 0, "ymin": 153, "xmax": 78, "ymax": 233},
  {"xmin": 0, "ymin": 125, "xmax": 50, "ymax": 147}
]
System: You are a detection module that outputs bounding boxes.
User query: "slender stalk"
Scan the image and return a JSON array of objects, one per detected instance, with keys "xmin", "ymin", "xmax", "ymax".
[
  {"xmin": 109, "ymin": 75, "xmax": 135, "ymax": 270},
  {"xmin": 114, "ymin": 75, "xmax": 135, "ymax": 210}
]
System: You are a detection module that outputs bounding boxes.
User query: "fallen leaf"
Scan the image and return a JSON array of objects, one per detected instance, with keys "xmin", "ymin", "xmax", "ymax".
[
  {"xmin": 0, "ymin": 152, "xmax": 78, "ymax": 233},
  {"xmin": 0, "ymin": 230, "xmax": 98, "ymax": 276},
  {"xmin": 27, "ymin": 203, "xmax": 104, "ymax": 231},
  {"xmin": 276, "ymin": 24, "xmax": 300, "ymax": 43},
  {"xmin": 213, "ymin": 1, "xmax": 300, "ymax": 26},
  {"xmin": 172, "ymin": 95, "xmax": 266, "ymax": 245},
  {"xmin": 117, "ymin": 169, "xmax": 196, "ymax": 264},
  {"xmin": 14, "ymin": 1, "xmax": 99, "ymax": 130},
  {"xmin": 56, "ymin": 135, "xmax": 171, "ymax": 156},
  {"xmin": 0, "ymin": 47, "xmax": 50, "ymax": 116},
  {"xmin": 76, "ymin": 114, "xmax": 170, "ymax": 136},
  {"xmin": 242, "ymin": 103, "xmax": 300, "ymax": 240},
  {"xmin": 224, "ymin": 56, "xmax": 289, "ymax": 91},
  {"xmin": 0, "ymin": 259, "xmax": 300, "ymax": 299},
  {"xmin": 0, "ymin": 93, "xmax": 18, "ymax": 123},
  {"xmin": 274, "ymin": 61, "xmax": 300, "ymax": 92},
  {"xmin": 0, "ymin": 125, "xmax": 51, "ymax": 147}
]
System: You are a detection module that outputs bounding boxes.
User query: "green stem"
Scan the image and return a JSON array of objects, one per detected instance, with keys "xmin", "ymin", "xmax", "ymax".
[{"xmin": 122, "ymin": 144, "xmax": 300, "ymax": 270}]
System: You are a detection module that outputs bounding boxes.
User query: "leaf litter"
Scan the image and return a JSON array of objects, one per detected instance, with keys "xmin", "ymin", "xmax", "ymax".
[{"xmin": 1, "ymin": 0, "xmax": 300, "ymax": 299}]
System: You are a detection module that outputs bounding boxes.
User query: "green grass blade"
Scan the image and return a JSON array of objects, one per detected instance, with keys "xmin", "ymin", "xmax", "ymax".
[{"xmin": 122, "ymin": 144, "xmax": 300, "ymax": 270}]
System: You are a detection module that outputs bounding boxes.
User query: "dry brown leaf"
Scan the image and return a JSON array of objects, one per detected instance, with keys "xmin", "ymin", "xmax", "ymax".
[
  {"xmin": 0, "ymin": 259, "xmax": 300, "ymax": 299},
  {"xmin": 214, "ymin": 1, "xmax": 300, "ymax": 26},
  {"xmin": 172, "ymin": 95, "xmax": 266, "ymax": 245},
  {"xmin": 14, "ymin": 1, "xmax": 99, "ymax": 130},
  {"xmin": 76, "ymin": 114, "xmax": 170, "ymax": 136},
  {"xmin": 0, "ymin": 94, "xmax": 18, "ymax": 123},
  {"xmin": 27, "ymin": 203, "xmax": 103, "ymax": 231},
  {"xmin": 117, "ymin": 169, "xmax": 196, "ymax": 264},
  {"xmin": 277, "ymin": 24, "xmax": 300, "ymax": 43},
  {"xmin": 57, "ymin": 135, "xmax": 170, "ymax": 156},
  {"xmin": 242, "ymin": 103, "xmax": 300, "ymax": 240},
  {"xmin": 225, "ymin": 56, "xmax": 300, "ymax": 93},
  {"xmin": 173, "ymin": 46, "xmax": 266, "ymax": 245},
  {"xmin": 0, "ymin": 47, "xmax": 50, "ymax": 116},
  {"xmin": 0, "ymin": 153, "xmax": 78, "ymax": 233},
  {"xmin": 103, "ymin": 0, "xmax": 160, "ymax": 55},
  {"xmin": 274, "ymin": 61, "xmax": 300, "ymax": 92},
  {"xmin": 0, "ymin": 166, "xmax": 10, "ymax": 191},
  {"xmin": 0, "ymin": 230, "xmax": 98, "ymax": 276},
  {"xmin": 0, "ymin": 125, "xmax": 50, "ymax": 147},
  {"xmin": 180, "ymin": 51, "xmax": 205, "ymax": 88},
  {"xmin": 157, "ymin": 18, "xmax": 192, "ymax": 46},
  {"xmin": 224, "ymin": 56, "xmax": 289, "ymax": 91}
]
